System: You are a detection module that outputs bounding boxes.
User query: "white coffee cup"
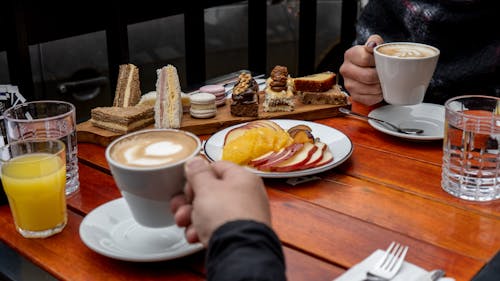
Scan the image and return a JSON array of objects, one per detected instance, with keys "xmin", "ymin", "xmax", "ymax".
[
  {"xmin": 374, "ymin": 42, "xmax": 440, "ymax": 105},
  {"xmin": 105, "ymin": 129, "xmax": 201, "ymax": 228}
]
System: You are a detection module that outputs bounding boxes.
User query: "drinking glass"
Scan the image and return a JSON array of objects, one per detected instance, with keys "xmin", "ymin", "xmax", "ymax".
[
  {"xmin": 442, "ymin": 95, "xmax": 500, "ymax": 201},
  {"xmin": 3, "ymin": 100, "xmax": 79, "ymax": 196},
  {"xmin": 0, "ymin": 138, "xmax": 67, "ymax": 238}
]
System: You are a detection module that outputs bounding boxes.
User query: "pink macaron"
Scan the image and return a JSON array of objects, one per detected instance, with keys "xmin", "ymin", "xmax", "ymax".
[{"xmin": 199, "ymin": 84, "xmax": 226, "ymax": 106}]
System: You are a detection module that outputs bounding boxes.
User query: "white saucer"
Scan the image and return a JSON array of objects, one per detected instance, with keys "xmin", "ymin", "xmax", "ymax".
[
  {"xmin": 79, "ymin": 198, "xmax": 204, "ymax": 262},
  {"xmin": 368, "ymin": 103, "xmax": 445, "ymax": 140}
]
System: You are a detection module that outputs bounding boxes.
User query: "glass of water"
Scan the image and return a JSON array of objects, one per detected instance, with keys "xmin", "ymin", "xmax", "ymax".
[
  {"xmin": 442, "ymin": 95, "xmax": 499, "ymax": 201},
  {"xmin": 3, "ymin": 101, "xmax": 79, "ymax": 196}
]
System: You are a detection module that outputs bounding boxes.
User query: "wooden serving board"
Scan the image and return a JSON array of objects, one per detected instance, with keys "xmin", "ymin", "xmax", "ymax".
[{"xmin": 77, "ymin": 97, "xmax": 351, "ymax": 146}]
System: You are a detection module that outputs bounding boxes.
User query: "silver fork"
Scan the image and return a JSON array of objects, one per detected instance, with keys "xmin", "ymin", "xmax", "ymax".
[{"xmin": 364, "ymin": 241, "xmax": 409, "ymax": 281}]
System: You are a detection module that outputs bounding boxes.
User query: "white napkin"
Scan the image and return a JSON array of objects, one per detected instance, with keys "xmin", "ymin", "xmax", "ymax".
[{"xmin": 333, "ymin": 249, "xmax": 454, "ymax": 281}]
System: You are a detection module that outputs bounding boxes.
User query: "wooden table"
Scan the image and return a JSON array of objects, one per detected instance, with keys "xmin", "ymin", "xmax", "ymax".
[{"xmin": 1, "ymin": 101, "xmax": 499, "ymax": 281}]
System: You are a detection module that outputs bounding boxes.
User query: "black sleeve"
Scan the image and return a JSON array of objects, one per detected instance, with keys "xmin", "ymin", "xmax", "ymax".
[{"xmin": 206, "ymin": 220, "xmax": 287, "ymax": 281}]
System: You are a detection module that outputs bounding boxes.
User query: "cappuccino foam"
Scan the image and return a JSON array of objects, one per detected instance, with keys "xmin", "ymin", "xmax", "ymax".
[
  {"xmin": 377, "ymin": 44, "xmax": 437, "ymax": 58},
  {"xmin": 110, "ymin": 130, "xmax": 198, "ymax": 168}
]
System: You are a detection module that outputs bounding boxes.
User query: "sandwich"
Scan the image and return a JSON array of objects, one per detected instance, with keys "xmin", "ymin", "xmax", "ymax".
[
  {"xmin": 113, "ymin": 64, "xmax": 141, "ymax": 107},
  {"xmin": 293, "ymin": 71, "xmax": 347, "ymax": 105},
  {"xmin": 154, "ymin": 65, "xmax": 183, "ymax": 128},
  {"xmin": 90, "ymin": 105, "xmax": 154, "ymax": 134},
  {"xmin": 263, "ymin": 65, "xmax": 295, "ymax": 112}
]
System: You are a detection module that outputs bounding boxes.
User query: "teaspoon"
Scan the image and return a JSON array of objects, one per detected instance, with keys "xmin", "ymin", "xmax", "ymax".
[{"xmin": 339, "ymin": 107, "xmax": 424, "ymax": 135}]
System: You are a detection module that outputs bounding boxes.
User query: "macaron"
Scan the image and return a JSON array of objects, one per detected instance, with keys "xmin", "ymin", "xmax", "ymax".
[
  {"xmin": 190, "ymin": 93, "xmax": 217, "ymax": 119},
  {"xmin": 199, "ymin": 84, "xmax": 226, "ymax": 106}
]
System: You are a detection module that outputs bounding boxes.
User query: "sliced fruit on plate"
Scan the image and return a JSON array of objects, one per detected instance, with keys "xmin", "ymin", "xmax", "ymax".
[
  {"xmin": 248, "ymin": 147, "xmax": 286, "ymax": 167},
  {"xmin": 301, "ymin": 142, "xmax": 327, "ymax": 169},
  {"xmin": 271, "ymin": 142, "xmax": 318, "ymax": 172},
  {"xmin": 314, "ymin": 150, "xmax": 334, "ymax": 167},
  {"xmin": 254, "ymin": 143, "xmax": 303, "ymax": 171}
]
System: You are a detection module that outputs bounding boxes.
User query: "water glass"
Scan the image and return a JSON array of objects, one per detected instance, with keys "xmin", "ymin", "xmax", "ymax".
[
  {"xmin": 442, "ymin": 95, "xmax": 500, "ymax": 201},
  {"xmin": 3, "ymin": 100, "xmax": 79, "ymax": 196},
  {"xmin": 0, "ymin": 139, "xmax": 67, "ymax": 238}
]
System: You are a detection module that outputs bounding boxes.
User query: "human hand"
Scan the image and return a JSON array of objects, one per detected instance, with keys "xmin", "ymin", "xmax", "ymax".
[
  {"xmin": 339, "ymin": 34, "xmax": 385, "ymax": 105},
  {"xmin": 170, "ymin": 156, "xmax": 271, "ymax": 246}
]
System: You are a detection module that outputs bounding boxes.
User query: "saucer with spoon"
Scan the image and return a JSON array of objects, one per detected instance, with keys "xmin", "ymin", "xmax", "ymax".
[{"xmin": 340, "ymin": 103, "xmax": 445, "ymax": 141}]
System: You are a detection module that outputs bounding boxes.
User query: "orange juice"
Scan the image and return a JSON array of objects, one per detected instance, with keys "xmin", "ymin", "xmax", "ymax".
[{"xmin": 1, "ymin": 153, "xmax": 67, "ymax": 232}]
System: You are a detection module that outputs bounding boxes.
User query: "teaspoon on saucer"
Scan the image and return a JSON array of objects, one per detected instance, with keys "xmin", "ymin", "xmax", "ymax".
[{"xmin": 339, "ymin": 107, "xmax": 424, "ymax": 135}]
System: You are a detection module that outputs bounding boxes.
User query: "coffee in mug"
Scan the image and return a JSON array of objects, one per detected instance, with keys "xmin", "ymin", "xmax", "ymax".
[
  {"xmin": 376, "ymin": 43, "xmax": 438, "ymax": 58},
  {"xmin": 374, "ymin": 42, "xmax": 440, "ymax": 105},
  {"xmin": 106, "ymin": 129, "xmax": 201, "ymax": 228},
  {"xmin": 109, "ymin": 130, "xmax": 199, "ymax": 168}
]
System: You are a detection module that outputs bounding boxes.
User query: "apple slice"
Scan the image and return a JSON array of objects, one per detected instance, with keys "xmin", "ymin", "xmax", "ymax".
[
  {"xmin": 256, "ymin": 143, "xmax": 303, "ymax": 171},
  {"xmin": 248, "ymin": 147, "xmax": 287, "ymax": 167},
  {"xmin": 224, "ymin": 126, "xmax": 248, "ymax": 145},
  {"xmin": 271, "ymin": 142, "xmax": 318, "ymax": 172},
  {"xmin": 250, "ymin": 120, "xmax": 281, "ymax": 131},
  {"xmin": 301, "ymin": 142, "xmax": 327, "ymax": 169},
  {"xmin": 312, "ymin": 150, "xmax": 333, "ymax": 168}
]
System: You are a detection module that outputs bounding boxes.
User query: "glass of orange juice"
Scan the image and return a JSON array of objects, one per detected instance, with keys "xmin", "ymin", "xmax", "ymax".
[{"xmin": 0, "ymin": 139, "xmax": 67, "ymax": 238}]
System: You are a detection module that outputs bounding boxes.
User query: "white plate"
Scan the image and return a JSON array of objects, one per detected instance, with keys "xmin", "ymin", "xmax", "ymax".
[
  {"xmin": 79, "ymin": 198, "xmax": 203, "ymax": 262},
  {"xmin": 204, "ymin": 119, "xmax": 353, "ymax": 178},
  {"xmin": 368, "ymin": 103, "xmax": 445, "ymax": 141}
]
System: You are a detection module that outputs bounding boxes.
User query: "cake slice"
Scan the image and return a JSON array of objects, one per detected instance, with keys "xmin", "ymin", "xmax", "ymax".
[
  {"xmin": 113, "ymin": 64, "xmax": 141, "ymax": 107},
  {"xmin": 301, "ymin": 85, "xmax": 347, "ymax": 105},
  {"xmin": 90, "ymin": 105, "xmax": 154, "ymax": 134},
  {"xmin": 230, "ymin": 72, "xmax": 259, "ymax": 117},
  {"xmin": 294, "ymin": 71, "xmax": 336, "ymax": 92},
  {"xmin": 155, "ymin": 65, "xmax": 183, "ymax": 128},
  {"xmin": 263, "ymin": 65, "xmax": 295, "ymax": 112}
]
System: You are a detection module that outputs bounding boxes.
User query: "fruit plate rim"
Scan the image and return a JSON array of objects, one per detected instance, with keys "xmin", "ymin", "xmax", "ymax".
[{"xmin": 203, "ymin": 119, "xmax": 353, "ymax": 178}]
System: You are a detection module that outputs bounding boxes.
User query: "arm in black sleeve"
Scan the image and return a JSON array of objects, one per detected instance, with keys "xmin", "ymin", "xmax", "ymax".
[{"xmin": 206, "ymin": 220, "xmax": 286, "ymax": 281}]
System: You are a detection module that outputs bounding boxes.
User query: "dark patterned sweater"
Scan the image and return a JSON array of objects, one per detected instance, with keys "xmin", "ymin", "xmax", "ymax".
[{"xmin": 355, "ymin": 0, "xmax": 500, "ymax": 104}]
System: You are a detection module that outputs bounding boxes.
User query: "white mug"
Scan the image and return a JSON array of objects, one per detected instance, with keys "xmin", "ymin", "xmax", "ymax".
[
  {"xmin": 374, "ymin": 42, "xmax": 440, "ymax": 105},
  {"xmin": 105, "ymin": 129, "xmax": 201, "ymax": 228}
]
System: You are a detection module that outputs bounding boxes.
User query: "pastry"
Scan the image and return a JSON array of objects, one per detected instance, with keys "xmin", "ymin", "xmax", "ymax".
[
  {"xmin": 293, "ymin": 71, "xmax": 347, "ymax": 105},
  {"xmin": 301, "ymin": 85, "xmax": 347, "ymax": 105},
  {"xmin": 113, "ymin": 64, "xmax": 141, "ymax": 107},
  {"xmin": 199, "ymin": 84, "xmax": 226, "ymax": 106},
  {"xmin": 293, "ymin": 71, "xmax": 336, "ymax": 92},
  {"xmin": 230, "ymin": 73, "xmax": 259, "ymax": 117},
  {"xmin": 263, "ymin": 65, "xmax": 295, "ymax": 112},
  {"xmin": 155, "ymin": 65, "xmax": 183, "ymax": 129},
  {"xmin": 190, "ymin": 93, "xmax": 216, "ymax": 118},
  {"xmin": 90, "ymin": 105, "xmax": 154, "ymax": 134}
]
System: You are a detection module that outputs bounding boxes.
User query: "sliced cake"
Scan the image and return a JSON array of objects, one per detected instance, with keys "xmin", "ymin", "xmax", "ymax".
[
  {"xmin": 113, "ymin": 64, "xmax": 141, "ymax": 107},
  {"xmin": 293, "ymin": 71, "xmax": 336, "ymax": 92}
]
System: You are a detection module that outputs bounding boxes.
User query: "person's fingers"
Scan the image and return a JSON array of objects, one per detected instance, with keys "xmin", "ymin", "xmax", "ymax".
[
  {"xmin": 183, "ymin": 182, "xmax": 194, "ymax": 203},
  {"xmin": 174, "ymin": 204, "xmax": 193, "ymax": 227},
  {"xmin": 211, "ymin": 160, "xmax": 249, "ymax": 179},
  {"xmin": 340, "ymin": 61, "xmax": 379, "ymax": 85},
  {"xmin": 184, "ymin": 156, "xmax": 217, "ymax": 193},
  {"xmin": 343, "ymin": 46, "xmax": 376, "ymax": 67},
  {"xmin": 364, "ymin": 34, "xmax": 384, "ymax": 53},
  {"xmin": 170, "ymin": 193, "xmax": 188, "ymax": 213},
  {"xmin": 184, "ymin": 225, "xmax": 201, "ymax": 244}
]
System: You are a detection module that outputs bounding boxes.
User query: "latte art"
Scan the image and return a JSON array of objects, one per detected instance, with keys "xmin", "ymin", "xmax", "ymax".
[
  {"xmin": 110, "ymin": 130, "xmax": 198, "ymax": 168},
  {"xmin": 123, "ymin": 141, "xmax": 185, "ymax": 166},
  {"xmin": 377, "ymin": 44, "xmax": 437, "ymax": 58}
]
